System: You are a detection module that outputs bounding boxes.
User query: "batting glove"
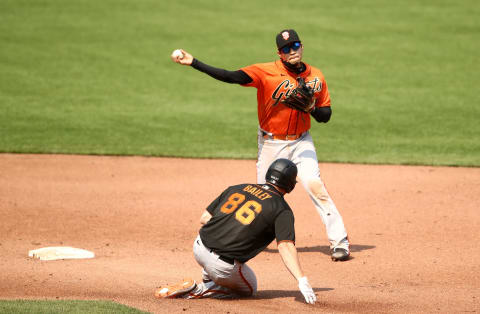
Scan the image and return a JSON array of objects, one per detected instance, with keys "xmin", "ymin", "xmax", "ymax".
[{"xmin": 298, "ymin": 276, "xmax": 316, "ymax": 304}]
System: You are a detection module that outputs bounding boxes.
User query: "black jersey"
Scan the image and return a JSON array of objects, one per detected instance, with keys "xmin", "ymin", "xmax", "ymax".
[{"xmin": 199, "ymin": 183, "xmax": 295, "ymax": 263}]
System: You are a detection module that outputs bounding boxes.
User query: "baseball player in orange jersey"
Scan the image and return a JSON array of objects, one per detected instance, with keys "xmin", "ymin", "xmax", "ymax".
[{"xmin": 171, "ymin": 29, "xmax": 350, "ymax": 261}]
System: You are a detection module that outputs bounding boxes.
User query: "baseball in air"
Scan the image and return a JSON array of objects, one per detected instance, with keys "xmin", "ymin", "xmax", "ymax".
[{"xmin": 171, "ymin": 49, "xmax": 184, "ymax": 61}]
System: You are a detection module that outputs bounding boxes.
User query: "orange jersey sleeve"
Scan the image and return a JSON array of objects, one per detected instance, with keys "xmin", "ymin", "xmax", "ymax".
[{"xmin": 241, "ymin": 60, "xmax": 330, "ymax": 135}]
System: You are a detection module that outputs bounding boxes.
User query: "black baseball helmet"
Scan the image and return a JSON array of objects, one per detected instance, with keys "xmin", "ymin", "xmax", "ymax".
[{"xmin": 265, "ymin": 158, "xmax": 298, "ymax": 193}]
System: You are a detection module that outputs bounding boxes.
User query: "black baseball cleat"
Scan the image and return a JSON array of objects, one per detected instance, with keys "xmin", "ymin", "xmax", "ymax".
[{"xmin": 331, "ymin": 247, "xmax": 350, "ymax": 261}]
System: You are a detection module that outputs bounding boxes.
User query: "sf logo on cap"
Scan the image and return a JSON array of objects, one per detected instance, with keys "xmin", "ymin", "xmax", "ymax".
[{"xmin": 282, "ymin": 31, "xmax": 289, "ymax": 40}]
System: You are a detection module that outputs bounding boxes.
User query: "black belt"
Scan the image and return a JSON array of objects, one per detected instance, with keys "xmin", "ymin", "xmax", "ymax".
[
  {"xmin": 218, "ymin": 255, "xmax": 235, "ymax": 265},
  {"xmin": 209, "ymin": 248, "xmax": 235, "ymax": 265}
]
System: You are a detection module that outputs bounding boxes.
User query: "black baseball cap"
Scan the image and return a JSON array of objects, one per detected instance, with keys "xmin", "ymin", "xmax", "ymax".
[{"xmin": 276, "ymin": 29, "xmax": 301, "ymax": 49}]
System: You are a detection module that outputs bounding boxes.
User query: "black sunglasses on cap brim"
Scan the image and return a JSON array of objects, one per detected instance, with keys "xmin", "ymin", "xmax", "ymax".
[{"xmin": 280, "ymin": 42, "xmax": 301, "ymax": 54}]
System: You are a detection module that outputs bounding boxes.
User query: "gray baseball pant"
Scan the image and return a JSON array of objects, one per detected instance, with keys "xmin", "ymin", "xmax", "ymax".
[{"xmin": 190, "ymin": 235, "xmax": 257, "ymax": 298}]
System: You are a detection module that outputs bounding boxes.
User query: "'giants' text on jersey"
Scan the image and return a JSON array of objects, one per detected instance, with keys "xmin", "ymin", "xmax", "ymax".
[{"xmin": 271, "ymin": 78, "xmax": 323, "ymax": 106}]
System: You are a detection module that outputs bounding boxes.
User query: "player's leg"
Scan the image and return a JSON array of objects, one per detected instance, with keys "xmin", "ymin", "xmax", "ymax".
[
  {"xmin": 291, "ymin": 133, "xmax": 350, "ymax": 260},
  {"xmin": 186, "ymin": 280, "xmax": 234, "ymax": 299},
  {"xmin": 189, "ymin": 235, "xmax": 257, "ymax": 298},
  {"xmin": 213, "ymin": 262, "xmax": 256, "ymax": 297},
  {"xmin": 154, "ymin": 235, "xmax": 233, "ymax": 299},
  {"xmin": 187, "ymin": 262, "xmax": 256, "ymax": 299}
]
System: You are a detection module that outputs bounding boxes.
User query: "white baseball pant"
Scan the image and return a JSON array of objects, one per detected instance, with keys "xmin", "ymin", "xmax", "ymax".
[{"xmin": 256, "ymin": 130, "xmax": 348, "ymax": 247}]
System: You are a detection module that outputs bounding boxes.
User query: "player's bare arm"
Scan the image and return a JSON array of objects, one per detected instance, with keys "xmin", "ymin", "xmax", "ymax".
[
  {"xmin": 277, "ymin": 241, "xmax": 316, "ymax": 304},
  {"xmin": 277, "ymin": 241, "xmax": 304, "ymax": 280},
  {"xmin": 199, "ymin": 210, "xmax": 212, "ymax": 225}
]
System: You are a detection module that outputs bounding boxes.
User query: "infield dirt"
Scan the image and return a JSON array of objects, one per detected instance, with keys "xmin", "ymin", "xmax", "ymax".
[{"xmin": 1, "ymin": 154, "xmax": 479, "ymax": 313}]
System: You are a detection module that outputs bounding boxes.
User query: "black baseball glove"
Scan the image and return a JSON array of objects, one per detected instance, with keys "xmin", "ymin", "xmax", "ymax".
[{"xmin": 281, "ymin": 77, "xmax": 315, "ymax": 113}]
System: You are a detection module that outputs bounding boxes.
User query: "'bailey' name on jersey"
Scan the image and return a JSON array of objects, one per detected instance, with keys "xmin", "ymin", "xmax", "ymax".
[{"xmin": 243, "ymin": 185, "xmax": 272, "ymax": 201}]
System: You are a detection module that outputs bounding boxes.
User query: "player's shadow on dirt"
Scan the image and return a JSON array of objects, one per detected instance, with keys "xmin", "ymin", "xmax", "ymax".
[
  {"xmin": 264, "ymin": 244, "xmax": 375, "ymax": 257},
  {"xmin": 252, "ymin": 288, "xmax": 333, "ymax": 301}
]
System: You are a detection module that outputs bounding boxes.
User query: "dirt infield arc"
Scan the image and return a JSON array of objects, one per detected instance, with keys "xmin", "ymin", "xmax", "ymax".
[{"xmin": 1, "ymin": 154, "xmax": 479, "ymax": 313}]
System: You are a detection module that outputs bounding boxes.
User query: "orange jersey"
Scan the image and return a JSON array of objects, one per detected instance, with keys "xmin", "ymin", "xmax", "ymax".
[{"xmin": 241, "ymin": 60, "xmax": 330, "ymax": 135}]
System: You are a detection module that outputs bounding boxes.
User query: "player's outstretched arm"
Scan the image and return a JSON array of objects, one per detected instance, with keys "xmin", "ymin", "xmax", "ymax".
[
  {"xmin": 170, "ymin": 50, "xmax": 252, "ymax": 85},
  {"xmin": 277, "ymin": 241, "xmax": 316, "ymax": 304}
]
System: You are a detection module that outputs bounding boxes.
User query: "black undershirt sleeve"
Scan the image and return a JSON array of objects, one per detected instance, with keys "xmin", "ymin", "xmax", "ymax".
[
  {"xmin": 310, "ymin": 106, "xmax": 332, "ymax": 123},
  {"xmin": 191, "ymin": 58, "xmax": 253, "ymax": 85}
]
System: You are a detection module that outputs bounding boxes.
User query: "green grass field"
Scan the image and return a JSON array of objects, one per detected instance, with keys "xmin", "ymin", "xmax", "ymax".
[
  {"xmin": 0, "ymin": 300, "xmax": 147, "ymax": 314},
  {"xmin": 1, "ymin": 0, "xmax": 479, "ymax": 166}
]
